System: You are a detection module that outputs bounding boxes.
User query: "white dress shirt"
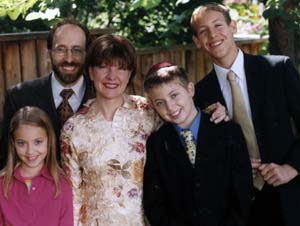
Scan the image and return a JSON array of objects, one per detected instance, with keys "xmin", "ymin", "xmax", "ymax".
[
  {"xmin": 51, "ymin": 73, "xmax": 86, "ymax": 112},
  {"xmin": 214, "ymin": 49, "xmax": 253, "ymax": 120}
]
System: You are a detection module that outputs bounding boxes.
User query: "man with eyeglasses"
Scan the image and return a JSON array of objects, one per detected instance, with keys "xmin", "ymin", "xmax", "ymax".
[{"xmin": 0, "ymin": 19, "xmax": 95, "ymax": 168}]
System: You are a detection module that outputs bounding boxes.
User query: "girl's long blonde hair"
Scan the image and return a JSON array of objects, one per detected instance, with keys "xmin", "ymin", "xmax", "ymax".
[{"xmin": 0, "ymin": 106, "xmax": 63, "ymax": 198}]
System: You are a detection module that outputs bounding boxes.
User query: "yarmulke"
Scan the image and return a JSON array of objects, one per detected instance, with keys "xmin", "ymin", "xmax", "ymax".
[{"xmin": 146, "ymin": 61, "xmax": 175, "ymax": 77}]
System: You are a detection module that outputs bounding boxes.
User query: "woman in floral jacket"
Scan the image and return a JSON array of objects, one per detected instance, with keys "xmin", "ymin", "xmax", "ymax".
[{"xmin": 60, "ymin": 34, "xmax": 160, "ymax": 226}]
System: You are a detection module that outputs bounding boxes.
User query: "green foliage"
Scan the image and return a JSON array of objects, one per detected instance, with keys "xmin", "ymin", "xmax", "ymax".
[
  {"xmin": 290, "ymin": 9, "xmax": 300, "ymax": 32},
  {"xmin": 3, "ymin": 0, "xmax": 280, "ymax": 49},
  {"xmin": 264, "ymin": 0, "xmax": 300, "ymax": 32},
  {"xmin": 117, "ymin": 0, "xmax": 223, "ymax": 46},
  {"xmin": 0, "ymin": 0, "xmax": 223, "ymax": 47},
  {"xmin": 131, "ymin": 0, "xmax": 161, "ymax": 10},
  {"xmin": 0, "ymin": 0, "xmax": 38, "ymax": 20}
]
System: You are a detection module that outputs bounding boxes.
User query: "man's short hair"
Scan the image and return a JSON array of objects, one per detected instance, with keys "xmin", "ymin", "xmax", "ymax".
[{"xmin": 47, "ymin": 19, "xmax": 91, "ymax": 50}]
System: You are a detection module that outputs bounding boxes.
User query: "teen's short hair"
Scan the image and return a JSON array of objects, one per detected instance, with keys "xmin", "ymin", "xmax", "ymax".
[{"xmin": 191, "ymin": 3, "xmax": 231, "ymax": 35}]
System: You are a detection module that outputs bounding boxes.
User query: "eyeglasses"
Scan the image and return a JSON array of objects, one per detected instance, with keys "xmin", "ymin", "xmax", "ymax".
[{"xmin": 52, "ymin": 47, "xmax": 85, "ymax": 57}]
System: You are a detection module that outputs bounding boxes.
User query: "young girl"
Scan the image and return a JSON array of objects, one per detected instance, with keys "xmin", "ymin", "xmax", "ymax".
[{"xmin": 0, "ymin": 106, "xmax": 73, "ymax": 226}]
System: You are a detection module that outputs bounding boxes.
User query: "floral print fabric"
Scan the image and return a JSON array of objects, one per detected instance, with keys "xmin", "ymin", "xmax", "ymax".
[{"xmin": 61, "ymin": 95, "xmax": 159, "ymax": 226}]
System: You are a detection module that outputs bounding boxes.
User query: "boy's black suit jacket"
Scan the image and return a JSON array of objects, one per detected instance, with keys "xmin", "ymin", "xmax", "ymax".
[
  {"xmin": 194, "ymin": 53, "xmax": 300, "ymax": 226},
  {"xmin": 143, "ymin": 113, "xmax": 253, "ymax": 226},
  {"xmin": 0, "ymin": 73, "xmax": 94, "ymax": 167}
]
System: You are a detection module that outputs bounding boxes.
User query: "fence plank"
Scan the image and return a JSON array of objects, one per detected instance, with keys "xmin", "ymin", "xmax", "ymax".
[
  {"xmin": 196, "ymin": 49, "xmax": 206, "ymax": 81},
  {"xmin": 36, "ymin": 39, "xmax": 51, "ymax": 76},
  {"xmin": 186, "ymin": 49, "xmax": 197, "ymax": 82},
  {"xmin": 3, "ymin": 42, "xmax": 21, "ymax": 88},
  {"xmin": 132, "ymin": 54, "xmax": 143, "ymax": 95},
  {"xmin": 140, "ymin": 53, "xmax": 154, "ymax": 78},
  {"xmin": 171, "ymin": 50, "xmax": 181, "ymax": 66},
  {"xmin": 20, "ymin": 40, "xmax": 38, "ymax": 81}
]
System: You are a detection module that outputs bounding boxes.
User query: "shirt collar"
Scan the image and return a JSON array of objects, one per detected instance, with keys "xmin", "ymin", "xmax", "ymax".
[
  {"xmin": 51, "ymin": 72, "xmax": 85, "ymax": 100},
  {"xmin": 13, "ymin": 165, "xmax": 53, "ymax": 182},
  {"xmin": 214, "ymin": 49, "xmax": 245, "ymax": 83},
  {"xmin": 190, "ymin": 110, "xmax": 201, "ymax": 139},
  {"xmin": 174, "ymin": 109, "xmax": 201, "ymax": 142},
  {"xmin": 214, "ymin": 64, "xmax": 228, "ymax": 88},
  {"xmin": 213, "ymin": 49, "xmax": 244, "ymax": 75},
  {"xmin": 230, "ymin": 49, "xmax": 245, "ymax": 80}
]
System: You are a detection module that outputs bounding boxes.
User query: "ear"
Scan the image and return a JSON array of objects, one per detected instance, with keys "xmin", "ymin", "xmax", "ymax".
[
  {"xmin": 229, "ymin": 20, "xmax": 237, "ymax": 34},
  {"xmin": 192, "ymin": 35, "xmax": 202, "ymax": 48},
  {"xmin": 187, "ymin": 82, "xmax": 195, "ymax": 97}
]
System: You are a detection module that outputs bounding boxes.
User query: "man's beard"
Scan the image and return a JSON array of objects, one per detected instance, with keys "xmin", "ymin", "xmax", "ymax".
[{"xmin": 52, "ymin": 60, "xmax": 84, "ymax": 85}]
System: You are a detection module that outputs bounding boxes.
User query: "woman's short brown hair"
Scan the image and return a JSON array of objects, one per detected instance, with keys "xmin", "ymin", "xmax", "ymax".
[{"xmin": 85, "ymin": 34, "xmax": 137, "ymax": 86}]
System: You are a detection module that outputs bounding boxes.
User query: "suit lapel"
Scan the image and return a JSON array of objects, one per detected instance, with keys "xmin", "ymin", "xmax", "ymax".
[
  {"xmin": 162, "ymin": 114, "xmax": 218, "ymax": 169},
  {"xmin": 244, "ymin": 54, "xmax": 264, "ymax": 135},
  {"xmin": 35, "ymin": 74, "xmax": 94, "ymax": 126},
  {"xmin": 195, "ymin": 113, "xmax": 217, "ymax": 167},
  {"xmin": 33, "ymin": 74, "xmax": 60, "ymax": 127},
  {"xmin": 204, "ymin": 69, "xmax": 226, "ymax": 107},
  {"xmin": 162, "ymin": 124, "xmax": 193, "ymax": 169},
  {"xmin": 209, "ymin": 70, "xmax": 227, "ymax": 108}
]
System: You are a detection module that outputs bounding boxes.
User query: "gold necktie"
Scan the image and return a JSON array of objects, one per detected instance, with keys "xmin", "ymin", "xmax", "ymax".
[
  {"xmin": 227, "ymin": 71, "xmax": 264, "ymax": 190},
  {"xmin": 57, "ymin": 89, "xmax": 74, "ymax": 124},
  {"xmin": 181, "ymin": 129, "xmax": 196, "ymax": 166}
]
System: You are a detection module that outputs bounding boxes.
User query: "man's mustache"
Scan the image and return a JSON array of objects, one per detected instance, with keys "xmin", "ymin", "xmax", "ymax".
[{"xmin": 58, "ymin": 62, "xmax": 82, "ymax": 67}]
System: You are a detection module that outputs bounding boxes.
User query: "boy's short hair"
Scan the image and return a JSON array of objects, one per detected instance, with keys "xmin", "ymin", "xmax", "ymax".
[
  {"xmin": 190, "ymin": 3, "xmax": 231, "ymax": 35},
  {"xmin": 144, "ymin": 61, "xmax": 190, "ymax": 93}
]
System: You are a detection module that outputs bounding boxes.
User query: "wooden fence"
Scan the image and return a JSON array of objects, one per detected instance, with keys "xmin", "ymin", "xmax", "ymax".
[{"xmin": 0, "ymin": 29, "xmax": 265, "ymax": 120}]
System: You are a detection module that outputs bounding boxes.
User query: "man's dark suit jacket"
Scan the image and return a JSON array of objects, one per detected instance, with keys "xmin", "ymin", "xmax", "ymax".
[
  {"xmin": 194, "ymin": 53, "xmax": 300, "ymax": 226},
  {"xmin": 0, "ymin": 73, "xmax": 94, "ymax": 168},
  {"xmin": 143, "ymin": 113, "xmax": 253, "ymax": 226}
]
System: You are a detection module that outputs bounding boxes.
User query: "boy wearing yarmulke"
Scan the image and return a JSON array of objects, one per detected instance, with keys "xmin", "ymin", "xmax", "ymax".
[{"xmin": 143, "ymin": 62, "xmax": 252, "ymax": 226}]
